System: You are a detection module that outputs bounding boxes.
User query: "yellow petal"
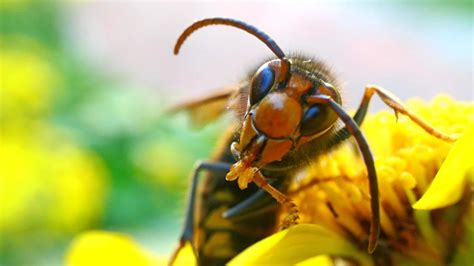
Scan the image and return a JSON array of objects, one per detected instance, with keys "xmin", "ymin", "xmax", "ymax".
[
  {"xmin": 228, "ymin": 224, "xmax": 373, "ymax": 266},
  {"xmin": 296, "ymin": 255, "xmax": 333, "ymax": 266},
  {"xmin": 172, "ymin": 241, "xmax": 197, "ymax": 266},
  {"xmin": 65, "ymin": 231, "xmax": 162, "ymax": 266},
  {"xmin": 413, "ymin": 124, "xmax": 474, "ymax": 210}
]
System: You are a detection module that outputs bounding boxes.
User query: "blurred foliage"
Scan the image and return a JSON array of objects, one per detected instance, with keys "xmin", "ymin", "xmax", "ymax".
[
  {"xmin": 0, "ymin": 2, "xmax": 221, "ymax": 265},
  {"xmin": 0, "ymin": 1, "xmax": 62, "ymax": 49},
  {"xmin": 402, "ymin": 0, "xmax": 473, "ymax": 15}
]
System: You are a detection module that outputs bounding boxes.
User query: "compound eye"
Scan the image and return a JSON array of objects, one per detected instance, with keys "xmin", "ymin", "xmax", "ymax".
[
  {"xmin": 300, "ymin": 104, "xmax": 335, "ymax": 136},
  {"xmin": 250, "ymin": 66, "xmax": 275, "ymax": 105}
]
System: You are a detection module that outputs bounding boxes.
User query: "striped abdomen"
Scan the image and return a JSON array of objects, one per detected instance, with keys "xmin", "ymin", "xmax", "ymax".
[{"xmin": 193, "ymin": 128, "xmax": 281, "ymax": 266}]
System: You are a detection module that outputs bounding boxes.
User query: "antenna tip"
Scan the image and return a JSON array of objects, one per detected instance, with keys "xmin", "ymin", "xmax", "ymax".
[{"xmin": 173, "ymin": 46, "xmax": 180, "ymax": 55}]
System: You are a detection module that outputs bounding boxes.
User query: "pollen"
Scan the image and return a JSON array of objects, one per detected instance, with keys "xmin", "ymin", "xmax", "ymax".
[{"xmin": 282, "ymin": 95, "xmax": 473, "ymax": 261}]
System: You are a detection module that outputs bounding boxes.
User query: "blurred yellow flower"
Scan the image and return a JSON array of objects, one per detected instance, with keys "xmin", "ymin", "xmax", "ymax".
[
  {"xmin": 0, "ymin": 40, "xmax": 107, "ymax": 247},
  {"xmin": 0, "ymin": 0, "xmax": 29, "ymax": 10},
  {"xmin": 0, "ymin": 123, "xmax": 107, "ymax": 245},
  {"xmin": 65, "ymin": 231, "xmax": 164, "ymax": 266},
  {"xmin": 133, "ymin": 139, "xmax": 193, "ymax": 188},
  {"xmin": 64, "ymin": 96, "xmax": 473, "ymax": 265},
  {"xmin": 65, "ymin": 231, "xmax": 196, "ymax": 266},
  {"xmin": 0, "ymin": 38, "xmax": 60, "ymax": 121},
  {"xmin": 131, "ymin": 117, "xmax": 222, "ymax": 190}
]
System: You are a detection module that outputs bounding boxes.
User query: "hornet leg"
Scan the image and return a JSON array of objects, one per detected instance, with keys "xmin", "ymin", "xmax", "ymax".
[
  {"xmin": 334, "ymin": 85, "xmax": 457, "ymax": 144},
  {"xmin": 355, "ymin": 85, "xmax": 457, "ymax": 142},
  {"xmin": 169, "ymin": 161, "xmax": 231, "ymax": 266}
]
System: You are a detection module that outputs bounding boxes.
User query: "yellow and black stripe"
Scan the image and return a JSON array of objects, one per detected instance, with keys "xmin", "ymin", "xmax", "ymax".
[{"xmin": 192, "ymin": 128, "xmax": 282, "ymax": 265}]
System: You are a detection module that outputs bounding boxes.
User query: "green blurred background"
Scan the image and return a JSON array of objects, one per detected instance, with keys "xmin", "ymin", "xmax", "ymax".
[
  {"xmin": 0, "ymin": 2, "xmax": 224, "ymax": 265},
  {"xmin": 0, "ymin": 1, "xmax": 471, "ymax": 266}
]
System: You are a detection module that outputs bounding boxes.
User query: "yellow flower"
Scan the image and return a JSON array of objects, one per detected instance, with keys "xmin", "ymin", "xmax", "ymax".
[
  {"xmin": 0, "ymin": 123, "xmax": 107, "ymax": 243},
  {"xmin": 65, "ymin": 231, "xmax": 165, "ymax": 266},
  {"xmin": 131, "ymin": 117, "xmax": 224, "ymax": 189},
  {"xmin": 64, "ymin": 96, "xmax": 473, "ymax": 265},
  {"xmin": 0, "ymin": 37, "xmax": 61, "ymax": 121},
  {"xmin": 230, "ymin": 95, "xmax": 473, "ymax": 265},
  {"xmin": 0, "ymin": 39, "xmax": 107, "ymax": 246},
  {"xmin": 65, "ymin": 231, "xmax": 196, "ymax": 266},
  {"xmin": 413, "ymin": 123, "xmax": 474, "ymax": 210}
]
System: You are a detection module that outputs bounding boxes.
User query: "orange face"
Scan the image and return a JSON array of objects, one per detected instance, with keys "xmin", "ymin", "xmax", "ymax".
[
  {"xmin": 254, "ymin": 92, "xmax": 302, "ymax": 139},
  {"xmin": 230, "ymin": 59, "xmax": 339, "ymax": 169}
]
